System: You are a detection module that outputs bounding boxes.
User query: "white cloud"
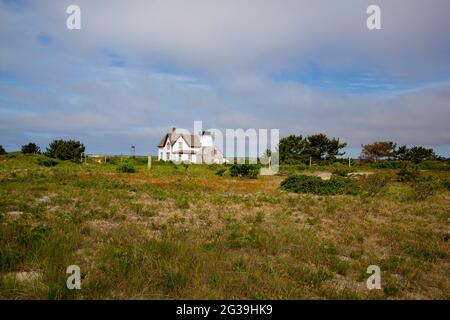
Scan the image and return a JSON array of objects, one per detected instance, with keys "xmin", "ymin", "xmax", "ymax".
[{"xmin": 0, "ymin": 0, "xmax": 449, "ymax": 155}]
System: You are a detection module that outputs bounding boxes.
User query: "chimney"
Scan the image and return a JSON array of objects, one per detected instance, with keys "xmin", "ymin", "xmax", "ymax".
[{"xmin": 172, "ymin": 127, "xmax": 176, "ymax": 134}]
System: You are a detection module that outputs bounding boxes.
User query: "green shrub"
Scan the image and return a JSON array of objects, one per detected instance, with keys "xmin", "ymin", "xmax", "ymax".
[
  {"xmin": 229, "ymin": 164, "xmax": 260, "ymax": 179},
  {"xmin": 37, "ymin": 157, "xmax": 59, "ymax": 167},
  {"xmin": 297, "ymin": 163, "xmax": 308, "ymax": 171},
  {"xmin": 106, "ymin": 157, "xmax": 119, "ymax": 165},
  {"xmin": 397, "ymin": 163, "xmax": 420, "ymax": 182},
  {"xmin": 38, "ymin": 158, "xmax": 58, "ymax": 167},
  {"xmin": 21, "ymin": 142, "xmax": 41, "ymax": 154},
  {"xmin": 359, "ymin": 174, "xmax": 390, "ymax": 196},
  {"xmin": 0, "ymin": 145, "xmax": 6, "ymax": 155},
  {"xmin": 46, "ymin": 139, "xmax": 85, "ymax": 161},
  {"xmin": 331, "ymin": 163, "xmax": 352, "ymax": 177},
  {"xmin": 215, "ymin": 168, "xmax": 227, "ymax": 176},
  {"xmin": 116, "ymin": 160, "xmax": 136, "ymax": 173},
  {"xmin": 383, "ymin": 284, "xmax": 399, "ymax": 296},
  {"xmin": 280, "ymin": 175, "xmax": 359, "ymax": 195},
  {"xmin": 370, "ymin": 160, "xmax": 401, "ymax": 169},
  {"xmin": 443, "ymin": 179, "xmax": 450, "ymax": 190}
]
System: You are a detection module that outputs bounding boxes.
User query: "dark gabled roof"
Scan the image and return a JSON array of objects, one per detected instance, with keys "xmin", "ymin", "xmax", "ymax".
[
  {"xmin": 157, "ymin": 133, "xmax": 201, "ymax": 148},
  {"xmin": 157, "ymin": 134, "xmax": 170, "ymax": 148},
  {"xmin": 177, "ymin": 134, "xmax": 201, "ymax": 148}
]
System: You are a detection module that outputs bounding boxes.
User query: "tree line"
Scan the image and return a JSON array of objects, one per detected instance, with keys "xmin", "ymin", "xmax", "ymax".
[
  {"xmin": 276, "ymin": 134, "xmax": 444, "ymax": 164},
  {"xmin": 360, "ymin": 141, "xmax": 440, "ymax": 163},
  {"xmin": 0, "ymin": 140, "xmax": 85, "ymax": 162},
  {"xmin": 0, "ymin": 136, "xmax": 446, "ymax": 165},
  {"xmin": 277, "ymin": 133, "xmax": 347, "ymax": 164}
]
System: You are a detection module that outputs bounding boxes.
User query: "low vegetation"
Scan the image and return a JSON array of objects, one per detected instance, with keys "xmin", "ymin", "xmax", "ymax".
[
  {"xmin": 36, "ymin": 157, "xmax": 59, "ymax": 167},
  {"xmin": 0, "ymin": 152, "xmax": 449, "ymax": 299},
  {"xmin": 116, "ymin": 160, "xmax": 136, "ymax": 173},
  {"xmin": 229, "ymin": 164, "xmax": 260, "ymax": 179},
  {"xmin": 280, "ymin": 175, "xmax": 359, "ymax": 195}
]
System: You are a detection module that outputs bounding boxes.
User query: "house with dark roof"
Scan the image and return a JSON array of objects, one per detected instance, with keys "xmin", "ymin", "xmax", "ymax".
[{"xmin": 157, "ymin": 127, "xmax": 227, "ymax": 164}]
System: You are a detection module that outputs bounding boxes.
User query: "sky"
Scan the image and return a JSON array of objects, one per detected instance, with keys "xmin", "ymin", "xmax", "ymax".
[{"xmin": 1, "ymin": 0, "xmax": 450, "ymax": 157}]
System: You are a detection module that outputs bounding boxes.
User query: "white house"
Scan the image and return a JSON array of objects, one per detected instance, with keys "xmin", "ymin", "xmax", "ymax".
[{"xmin": 157, "ymin": 127, "xmax": 227, "ymax": 164}]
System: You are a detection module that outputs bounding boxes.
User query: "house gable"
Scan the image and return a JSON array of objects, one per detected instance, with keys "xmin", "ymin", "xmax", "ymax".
[
  {"xmin": 157, "ymin": 134, "xmax": 170, "ymax": 148},
  {"xmin": 172, "ymin": 135, "xmax": 191, "ymax": 152}
]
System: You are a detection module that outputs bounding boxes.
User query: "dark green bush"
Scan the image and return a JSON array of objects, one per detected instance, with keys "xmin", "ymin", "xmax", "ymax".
[
  {"xmin": 46, "ymin": 139, "xmax": 85, "ymax": 161},
  {"xmin": 215, "ymin": 168, "xmax": 227, "ymax": 176},
  {"xmin": 330, "ymin": 163, "xmax": 352, "ymax": 177},
  {"xmin": 106, "ymin": 157, "xmax": 119, "ymax": 165},
  {"xmin": 280, "ymin": 175, "xmax": 359, "ymax": 195},
  {"xmin": 397, "ymin": 163, "xmax": 420, "ymax": 182},
  {"xmin": 370, "ymin": 160, "xmax": 402, "ymax": 169},
  {"xmin": 37, "ymin": 157, "xmax": 58, "ymax": 167},
  {"xmin": 116, "ymin": 160, "xmax": 136, "ymax": 173},
  {"xmin": 383, "ymin": 284, "xmax": 399, "ymax": 296},
  {"xmin": 229, "ymin": 164, "xmax": 260, "ymax": 179},
  {"xmin": 443, "ymin": 179, "xmax": 450, "ymax": 190},
  {"xmin": 0, "ymin": 145, "xmax": 7, "ymax": 155},
  {"xmin": 21, "ymin": 142, "xmax": 41, "ymax": 154}
]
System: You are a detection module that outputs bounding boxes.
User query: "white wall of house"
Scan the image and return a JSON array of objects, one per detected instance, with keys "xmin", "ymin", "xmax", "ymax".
[
  {"xmin": 200, "ymin": 133, "xmax": 213, "ymax": 147},
  {"xmin": 158, "ymin": 135, "xmax": 200, "ymax": 163},
  {"xmin": 172, "ymin": 136, "xmax": 189, "ymax": 153},
  {"xmin": 158, "ymin": 139, "xmax": 173, "ymax": 161}
]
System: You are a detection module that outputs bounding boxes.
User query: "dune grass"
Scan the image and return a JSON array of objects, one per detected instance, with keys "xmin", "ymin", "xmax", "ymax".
[{"xmin": 0, "ymin": 153, "xmax": 449, "ymax": 299}]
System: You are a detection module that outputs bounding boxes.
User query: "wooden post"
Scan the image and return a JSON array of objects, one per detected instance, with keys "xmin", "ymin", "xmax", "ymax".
[
  {"xmin": 148, "ymin": 155, "xmax": 152, "ymax": 171},
  {"xmin": 348, "ymin": 157, "xmax": 351, "ymax": 167},
  {"xmin": 309, "ymin": 157, "xmax": 312, "ymax": 168}
]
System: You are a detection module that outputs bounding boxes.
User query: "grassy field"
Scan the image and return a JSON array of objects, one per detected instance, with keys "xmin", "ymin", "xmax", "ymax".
[{"xmin": 0, "ymin": 153, "xmax": 449, "ymax": 299}]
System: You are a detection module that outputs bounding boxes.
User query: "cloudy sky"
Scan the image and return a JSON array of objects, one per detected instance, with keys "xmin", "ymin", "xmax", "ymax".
[{"xmin": 1, "ymin": 0, "xmax": 450, "ymax": 157}]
